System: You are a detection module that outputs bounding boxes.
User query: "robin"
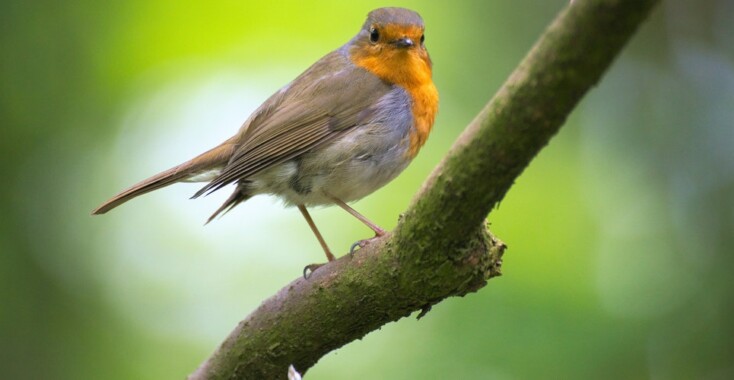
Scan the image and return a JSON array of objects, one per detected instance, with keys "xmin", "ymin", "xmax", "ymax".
[{"xmin": 93, "ymin": 7, "xmax": 438, "ymax": 272}]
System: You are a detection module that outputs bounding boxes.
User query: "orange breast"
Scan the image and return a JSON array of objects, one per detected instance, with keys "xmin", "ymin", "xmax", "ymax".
[
  {"xmin": 406, "ymin": 81, "xmax": 439, "ymax": 158},
  {"xmin": 351, "ymin": 47, "xmax": 439, "ymax": 158}
]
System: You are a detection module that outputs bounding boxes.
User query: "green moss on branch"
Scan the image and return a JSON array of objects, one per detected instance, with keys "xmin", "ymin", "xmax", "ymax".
[{"xmin": 191, "ymin": 228, "xmax": 504, "ymax": 379}]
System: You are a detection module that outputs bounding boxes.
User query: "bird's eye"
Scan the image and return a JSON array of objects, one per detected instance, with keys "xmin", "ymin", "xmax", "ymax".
[
  {"xmin": 420, "ymin": 34, "xmax": 425, "ymax": 44},
  {"xmin": 369, "ymin": 27, "xmax": 380, "ymax": 43}
]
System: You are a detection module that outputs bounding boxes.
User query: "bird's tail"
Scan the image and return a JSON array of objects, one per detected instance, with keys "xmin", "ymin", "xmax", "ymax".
[
  {"xmin": 205, "ymin": 189, "xmax": 250, "ymax": 224},
  {"xmin": 91, "ymin": 140, "xmax": 236, "ymax": 215}
]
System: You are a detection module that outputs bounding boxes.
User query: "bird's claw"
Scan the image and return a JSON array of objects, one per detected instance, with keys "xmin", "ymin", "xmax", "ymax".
[
  {"xmin": 349, "ymin": 240, "xmax": 366, "ymax": 255},
  {"xmin": 303, "ymin": 263, "xmax": 325, "ymax": 279},
  {"xmin": 349, "ymin": 235, "xmax": 380, "ymax": 255}
]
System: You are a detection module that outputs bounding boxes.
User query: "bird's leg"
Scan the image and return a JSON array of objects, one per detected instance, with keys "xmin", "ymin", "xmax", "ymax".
[
  {"xmin": 298, "ymin": 205, "xmax": 335, "ymax": 261},
  {"xmin": 327, "ymin": 195, "xmax": 385, "ymax": 254},
  {"xmin": 328, "ymin": 196, "xmax": 385, "ymax": 236},
  {"xmin": 298, "ymin": 205, "xmax": 334, "ymax": 278}
]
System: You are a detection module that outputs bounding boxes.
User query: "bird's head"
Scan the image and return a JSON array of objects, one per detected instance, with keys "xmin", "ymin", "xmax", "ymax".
[{"xmin": 349, "ymin": 7, "xmax": 432, "ymax": 87}]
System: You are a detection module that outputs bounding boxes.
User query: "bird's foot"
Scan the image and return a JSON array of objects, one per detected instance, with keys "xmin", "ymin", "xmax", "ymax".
[
  {"xmin": 303, "ymin": 263, "xmax": 325, "ymax": 279},
  {"xmin": 349, "ymin": 235, "xmax": 382, "ymax": 255}
]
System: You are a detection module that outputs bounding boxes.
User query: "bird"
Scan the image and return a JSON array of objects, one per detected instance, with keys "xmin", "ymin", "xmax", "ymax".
[{"xmin": 92, "ymin": 7, "xmax": 438, "ymax": 272}]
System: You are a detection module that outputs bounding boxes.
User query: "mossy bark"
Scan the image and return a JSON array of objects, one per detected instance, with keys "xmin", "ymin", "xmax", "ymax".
[
  {"xmin": 192, "ymin": 228, "xmax": 504, "ymax": 379},
  {"xmin": 190, "ymin": 0, "xmax": 659, "ymax": 378}
]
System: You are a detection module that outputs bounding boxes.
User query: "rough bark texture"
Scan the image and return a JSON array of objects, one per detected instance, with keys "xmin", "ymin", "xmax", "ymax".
[{"xmin": 190, "ymin": 0, "xmax": 659, "ymax": 378}]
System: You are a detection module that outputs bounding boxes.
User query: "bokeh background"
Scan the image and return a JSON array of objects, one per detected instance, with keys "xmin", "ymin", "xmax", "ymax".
[{"xmin": 2, "ymin": 0, "xmax": 733, "ymax": 378}]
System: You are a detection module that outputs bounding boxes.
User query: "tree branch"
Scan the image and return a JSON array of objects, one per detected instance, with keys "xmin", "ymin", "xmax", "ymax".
[{"xmin": 190, "ymin": 0, "xmax": 659, "ymax": 378}]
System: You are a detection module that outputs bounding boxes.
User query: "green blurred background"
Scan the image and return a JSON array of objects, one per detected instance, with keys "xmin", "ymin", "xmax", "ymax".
[{"xmin": 2, "ymin": 0, "xmax": 733, "ymax": 378}]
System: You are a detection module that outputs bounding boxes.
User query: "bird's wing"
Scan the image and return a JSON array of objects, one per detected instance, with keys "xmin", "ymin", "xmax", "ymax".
[{"xmin": 193, "ymin": 51, "xmax": 393, "ymax": 197}]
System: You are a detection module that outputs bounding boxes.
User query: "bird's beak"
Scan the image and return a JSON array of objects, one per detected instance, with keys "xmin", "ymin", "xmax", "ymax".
[{"xmin": 394, "ymin": 37, "xmax": 414, "ymax": 48}]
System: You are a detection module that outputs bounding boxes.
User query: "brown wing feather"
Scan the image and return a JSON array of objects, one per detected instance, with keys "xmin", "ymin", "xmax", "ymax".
[{"xmin": 193, "ymin": 51, "xmax": 393, "ymax": 198}]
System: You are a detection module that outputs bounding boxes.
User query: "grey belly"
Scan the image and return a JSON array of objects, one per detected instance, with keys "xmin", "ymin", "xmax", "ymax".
[{"xmin": 248, "ymin": 125, "xmax": 413, "ymax": 206}]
